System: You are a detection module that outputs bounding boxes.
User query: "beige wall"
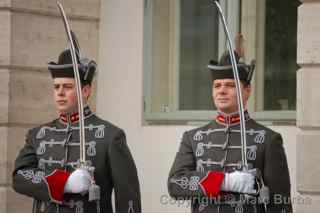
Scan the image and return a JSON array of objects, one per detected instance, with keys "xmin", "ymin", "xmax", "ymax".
[{"xmin": 97, "ymin": 0, "xmax": 304, "ymax": 212}]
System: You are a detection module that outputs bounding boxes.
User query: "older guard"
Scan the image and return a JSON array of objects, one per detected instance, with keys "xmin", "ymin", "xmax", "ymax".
[
  {"xmin": 12, "ymin": 3, "xmax": 141, "ymax": 213},
  {"xmin": 167, "ymin": 1, "xmax": 292, "ymax": 213},
  {"xmin": 168, "ymin": 50, "xmax": 292, "ymax": 213}
]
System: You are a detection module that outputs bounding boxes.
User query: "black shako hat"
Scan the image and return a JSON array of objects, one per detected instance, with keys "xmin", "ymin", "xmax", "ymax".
[
  {"xmin": 208, "ymin": 51, "xmax": 255, "ymax": 84},
  {"xmin": 48, "ymin": 49, "xmax": 97, "ymax": 86}
]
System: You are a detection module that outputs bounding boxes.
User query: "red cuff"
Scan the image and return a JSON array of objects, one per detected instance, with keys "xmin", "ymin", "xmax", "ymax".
[
  {"xmin": 199, "ymin": 171, "xmax": 225, "ymax": 197},
  {"xmin": 44, "ymin": 169, "xmax": 70, "ymax": 203}
]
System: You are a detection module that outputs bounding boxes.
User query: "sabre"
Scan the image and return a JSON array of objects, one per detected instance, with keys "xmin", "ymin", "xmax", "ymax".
[
  {"xmin": 211, "ymin": 2, "xmax": 269, "ymax": 212},
  {"xmin": 57, "ymin": 2, "xmax": 86, "ymax": 167},
  {"xmin": 56, "ymin": 2, "xmax": 101, "ymax": 212},
  {"xmin": 211, "ymin": 0, "xmax": 248, "ymax": 169}
]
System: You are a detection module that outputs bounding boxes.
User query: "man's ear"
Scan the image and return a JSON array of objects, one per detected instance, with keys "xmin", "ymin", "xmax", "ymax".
[
  {"xmin": 82, "ymin": 84, "xmax": 92, "ymax": 100},
  {"xmin": 243, "ymin": 84, "xmax": 252, "ymax": 101}
]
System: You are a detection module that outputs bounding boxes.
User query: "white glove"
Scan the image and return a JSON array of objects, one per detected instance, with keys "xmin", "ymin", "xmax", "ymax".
[
  {"xmin": 221, "ymin": 169, "xmax": 256, "ymax": 194},
  {"xmin": 64, "ymin": 168, "xmax": 92, "ymax": 194}
]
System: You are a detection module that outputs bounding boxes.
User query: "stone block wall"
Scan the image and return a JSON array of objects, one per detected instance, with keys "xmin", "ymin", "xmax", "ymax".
[
  {"xmin": 297, "ymin": 1, "xmax": 320, "ymax": 212},
  {"xmin": 0, "ymin": 1, "xmax": 100, "ymax": 212}
]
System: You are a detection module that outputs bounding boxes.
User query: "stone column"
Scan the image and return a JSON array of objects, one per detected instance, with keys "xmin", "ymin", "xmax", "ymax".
[
  {"xmin": 297, "ymin": 0, "xmax": 320, "ymax": 212},
  {"xmin": 0, "ymin": 1, "xmax": 100, "ymax": 213}
]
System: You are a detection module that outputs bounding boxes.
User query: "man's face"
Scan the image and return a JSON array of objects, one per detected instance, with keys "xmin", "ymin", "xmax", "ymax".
[
  {"xmin": 212, "ymin": 79, "xmax": 251, "ymax": 114},
  {"xmin": 53, "ymin": 78, "xmax": 91, "ymax": 114}
]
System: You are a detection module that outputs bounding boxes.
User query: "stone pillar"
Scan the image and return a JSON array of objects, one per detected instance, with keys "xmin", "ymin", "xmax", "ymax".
[
  {"xmin": 0, "ymin": 1, "xmax": 100, "ymax": 213},
  {"xmin": 297, "ymin": 0, "xmax": 320, "ymax": 212}
]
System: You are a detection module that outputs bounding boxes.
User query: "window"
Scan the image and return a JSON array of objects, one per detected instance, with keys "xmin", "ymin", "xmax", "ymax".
[
  {"xmin": 262, "ymin": 0, "xmax": 299, "ymax": 111},
  {"xmin": 143, "ymin": 0, "xmax": 299, "ymax": 123}
]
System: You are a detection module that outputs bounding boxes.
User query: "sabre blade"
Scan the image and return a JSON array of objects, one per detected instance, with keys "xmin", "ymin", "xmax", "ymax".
[
  {"xmin": 57, "ymin": 1, "xmax": 86, "ymax": 167},
  {"xmin": 212, "ymin": 0, "xmax": 248, "ymax": 169}
]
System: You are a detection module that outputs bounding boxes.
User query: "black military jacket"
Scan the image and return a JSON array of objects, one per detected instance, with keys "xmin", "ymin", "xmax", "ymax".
[
  {"xmin": 12, "ymin": 107, "xmax": 141, "ymax": 213},
  {"xmin": 168, "ymin": 111, "xmax": 292, "ymax": 213}
]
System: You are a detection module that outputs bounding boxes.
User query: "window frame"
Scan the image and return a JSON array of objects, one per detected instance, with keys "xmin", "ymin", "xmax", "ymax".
[{"xmin": 143, "ymin": 0, "xmax": 296, "ymax": 125}]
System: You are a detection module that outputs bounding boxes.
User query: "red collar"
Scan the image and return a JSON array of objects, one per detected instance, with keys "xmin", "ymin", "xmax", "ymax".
[
  {"xmin": 59, "ymin": 106, "xmax": 92, "ymax": 124},
  {"xmin": 216, "ymin": 111, "xmax": 250, "ymax": 125}
]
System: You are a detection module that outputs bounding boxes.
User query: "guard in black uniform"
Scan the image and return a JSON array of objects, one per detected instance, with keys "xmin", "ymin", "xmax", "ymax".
[
  {"xmin": 168, "ymin": 51, "xmax": 292, "ymax": 213},
  {"xmin": 12, "ymin": 49, "xmax": 141, "ymax": 213}
]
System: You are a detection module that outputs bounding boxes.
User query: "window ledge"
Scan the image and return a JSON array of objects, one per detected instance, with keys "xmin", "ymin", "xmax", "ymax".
[{"xmin": 143, "ymin": 110, "xmax": 296, "ymax": 126}]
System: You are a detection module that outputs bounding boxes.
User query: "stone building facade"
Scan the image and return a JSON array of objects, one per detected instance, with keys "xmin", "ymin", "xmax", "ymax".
[{"xmin": 296, "ymin": 0, "xmax": 320, "ymax": 212}]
